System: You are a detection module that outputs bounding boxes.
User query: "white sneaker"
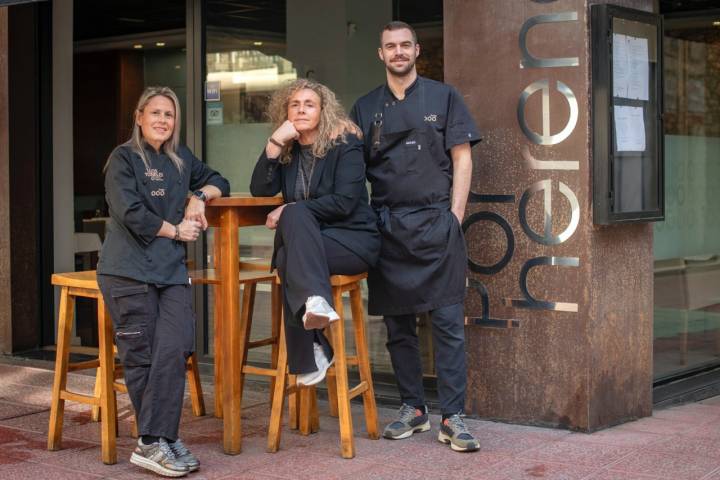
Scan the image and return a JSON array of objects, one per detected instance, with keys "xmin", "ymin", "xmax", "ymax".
[
  {"xmin": 302, "ymin": 296, "xmax": 339, "ymax": 330},
  {"xmin": 296, "ymin": 343, "xmax": 334, "ymax": 386}
]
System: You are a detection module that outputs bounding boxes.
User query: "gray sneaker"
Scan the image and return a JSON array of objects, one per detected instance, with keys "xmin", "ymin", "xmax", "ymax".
[
  {"xmin": 438, "ymin": 414, "xmax": 480, "ymax": 452},
  {"xmin": 383, "ymin": 403, "xmax": 430, "ymax": 440},
  {"xmin": 168, "ymin": 438, "xmax": 199, "ymax": 472},
  {"xmin": 130, "ymin": 438, "xmax": 189, "ymax": 477}
]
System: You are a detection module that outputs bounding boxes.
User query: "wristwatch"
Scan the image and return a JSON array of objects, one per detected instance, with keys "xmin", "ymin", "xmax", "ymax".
[{"xmin": 192, "ymin": 190, "xmax": 207, "ymax": 203}]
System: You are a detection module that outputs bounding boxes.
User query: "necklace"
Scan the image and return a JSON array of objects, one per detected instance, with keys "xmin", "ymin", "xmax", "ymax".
[{"xmin": 298, "ymin": 152, "xmax": 317, "ymax": 200}]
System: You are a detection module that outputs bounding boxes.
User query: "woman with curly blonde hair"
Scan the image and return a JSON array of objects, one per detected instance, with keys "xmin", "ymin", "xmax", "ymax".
[{"xmin": 250, "ymin": 79, "xmax": 380, "ymax": 386}]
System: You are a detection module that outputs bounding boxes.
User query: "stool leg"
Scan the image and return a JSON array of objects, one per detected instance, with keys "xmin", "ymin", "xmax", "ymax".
[
  {"xmin": 268, "ymin": 281, "xmax": 281, "ymax": 405},
  {"xmin": 97, "ymin": 299, "xmax": 117, "ymax": 464},
  {"xmin": 288, "ymin": 375, "xmax": 299, "ymax": 430},
  {"xmin": 213, "ymin": 281, "xmax": 224, "ymax": 419},
  {"xmin": 325, "ymin": 324, "xmax": 339, "ymax": 418},
  {"xmin": 331, "ymin": 287, "xmax": 355, "ymax": 459},
  {"xmin": 186, "ymin": 353, "xmax": 206, "ymax": 417},
  {"xmin": 238, "ymin": 282, "xmax": 256, "ymax": 409},
  {"xmin": 91, "ymin": 367, "xmax": 101, "ymax": 422},
  {"xmin": 48, "ymin": 287, "xmax": 74, "ymax": 451},
  {"xmin": 298, "ymin": 386, "xmax": 316, "ymax": 435},
  {"xmin": 310, "ymin": 388, "xmax": 319, "ymax": 432},
  {"xmin": 267, "ymin": 320, "xmax": 288, "ymax": 452},
  {"xmin": 350, "ymin": 287, "xmax": 379, "ymax": 439}
]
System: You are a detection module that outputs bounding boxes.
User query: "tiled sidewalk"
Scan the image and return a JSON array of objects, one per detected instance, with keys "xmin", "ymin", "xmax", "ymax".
[{"xmin": 2, "ymin": 362, "xmax": 720, "ymax": 480}]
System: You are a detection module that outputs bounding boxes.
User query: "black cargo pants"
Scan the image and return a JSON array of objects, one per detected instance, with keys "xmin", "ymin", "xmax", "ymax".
[{"xmin": 97, "ymin": 274, "xmax": 195, "ymax": 441}]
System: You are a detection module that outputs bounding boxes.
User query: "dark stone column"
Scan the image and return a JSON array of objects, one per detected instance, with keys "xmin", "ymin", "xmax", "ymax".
[
  {"xmin": 0, "ymin": 6, "xmax": 10, "ymax": 354},
  {"xmin": 445, "ymin": 0, "xmax": 654, "ymax": 431}
]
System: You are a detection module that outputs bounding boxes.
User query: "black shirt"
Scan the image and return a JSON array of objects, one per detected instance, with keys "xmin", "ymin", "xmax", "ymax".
[
  {"xmin": 98, "ymin": 143, "xmax": 230, "ymax": 285},
  {"xmin": 350, "ymin": 76, "xmax": 482, "ymax": 208}
]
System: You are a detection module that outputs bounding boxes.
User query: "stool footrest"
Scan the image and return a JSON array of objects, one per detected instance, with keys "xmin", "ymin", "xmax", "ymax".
[
  {"xmin": 60, "ymin": 390, "xmax": 100, "ymax": 406},
  {"xmin": 247, "ymin": 337, "xmax": 277, "ymax": 349},
  {"xmin": 347, "ymin": 381, "xmax": 369, "ymax": 401},
  {"xmin": 68, "ymin": 359, "xmax": 101, "ymax": 372},
  {"xmin": 114, "ymin": 382, "xmax": 128, "ymax": 394},
  {"xmin": 242, "ymin": 365, "xmax": 280, "ymax": 377}
]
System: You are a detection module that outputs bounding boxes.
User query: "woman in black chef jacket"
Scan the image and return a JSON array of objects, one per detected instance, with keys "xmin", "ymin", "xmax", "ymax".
[
  {"xmin": 97, "ymin": 86, "xmax": 229, "ymax": 478},
  {"xmin": 250, "ymin": 79, "xmax": 379, "ymax": 387}
]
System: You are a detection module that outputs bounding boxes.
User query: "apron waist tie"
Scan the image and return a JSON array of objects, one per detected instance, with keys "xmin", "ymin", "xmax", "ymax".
[{"xmin": 374, "ymin": 201, "xmax": 450, "ymax": 233}]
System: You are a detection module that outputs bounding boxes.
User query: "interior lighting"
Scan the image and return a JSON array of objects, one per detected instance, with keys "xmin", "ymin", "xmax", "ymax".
[
  {"xmin": 133, "ymin": 44, "xmax": 143, "ymax": 49},
  {"xmin": 156, "ymin": 42, "xmax": 166, "ymax": 47},
  {"xmin": 713, "ymin": 20, "xmax": 720, "ymax": 26},
  {"xmin": 253, "ymin": 41, "xmax": 263, "ymax": 46}
]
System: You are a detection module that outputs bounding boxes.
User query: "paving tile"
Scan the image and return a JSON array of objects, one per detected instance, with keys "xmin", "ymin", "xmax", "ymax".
[
  {"xmin": 0, "ymin": 401, "xmax": 47, "ymax": 421},
  {"xmin": 563, "ymin": 429, "xmax": 664, "ymax": 448},
  {"xmin": 517, "ymin": 440, "xmax": 631, "ymax": 468},
  {"xmin": 607, "ymin": 450, "xmax": 720, "ymax": 480},
  {"xmin": 483, "ymin": 458, "xmax": 597, "ymax": 480},
  {"xmin": 613, "ymin": 416, "xmax": 699, "ymax": 436},
  {"xmin": 0, "ymin": 460, "xmax": 104, "ymax": 479},
  {"xmin": 584, "ymin": 468, "xmax": 663, "ymax": 479},
  {"xmin": 38, "ymin": 444, "xmax": 136, "ymax": 478},
  {"xmin": 646, "ymin": 434, "xmax": 720, "ymax": 459},
  {"xmin": 651, "ymin": 405, "xmax": 720, "ymax": 424},
  {"xmin": 240, "ymin": 449, "xmax": 375, "ymax": 480},
  {"xmin": 0, "ymin": 426, "xmax": 96, "ymax": 463}
]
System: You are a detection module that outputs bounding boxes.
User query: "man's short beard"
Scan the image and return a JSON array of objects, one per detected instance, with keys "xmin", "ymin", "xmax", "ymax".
[{"xmin": 386, "ymin": 59, "xmax": 416, "ymax": 77}]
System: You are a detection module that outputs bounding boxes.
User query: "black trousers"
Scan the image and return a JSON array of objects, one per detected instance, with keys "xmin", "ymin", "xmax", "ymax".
[
  {"xmin": 275, "ymin": 203, "xmax": 368, "ymax": 374},
  {"xmin": 97, "ymin": 274, "xmax": 195, "ymax": 441},
  {"xmin": 384, "ymin": 302, "xmax": 466, "ymax": 415}
]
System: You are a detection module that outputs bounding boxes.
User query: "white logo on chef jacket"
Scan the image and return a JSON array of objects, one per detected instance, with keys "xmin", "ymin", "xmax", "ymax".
[
  {"xmin": 151, "ymin": 188, "xmax": 166, "ymax": 197},
  {"xmin": 424, "ymin": 114, "xmax": 438, "ymax": 122},
  {"xmin": 145, "ymin": 169, "xmax": 164, "ymax": 182}
]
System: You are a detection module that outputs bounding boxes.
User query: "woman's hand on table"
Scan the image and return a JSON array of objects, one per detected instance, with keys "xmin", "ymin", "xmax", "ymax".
[
  {"xmin": 185, "ymin": 196, "xmax": 208, "ymax": 230},
  {"xmin": 265, "ymin": 204, "xmax": 289, "ymax": 230},
  {"xmin": 177, "ymin": 219, "xmax": 202, "ymax": 242}
]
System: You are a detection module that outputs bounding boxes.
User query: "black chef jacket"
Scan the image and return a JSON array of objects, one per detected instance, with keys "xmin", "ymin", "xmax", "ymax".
[
  {"xmin": 350, "ymin": 76, "xmax": 481, "ymax": 315},
  {"xmin": 98, "ymin": 143, "xmax": 230, "ymax": 285}
]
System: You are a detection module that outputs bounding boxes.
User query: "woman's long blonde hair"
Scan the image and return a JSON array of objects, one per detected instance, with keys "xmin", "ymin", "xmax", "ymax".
[
  {"xmin": 107, "ymin": 86, "xmax": 184, "ymax": 173},
  {"xmin": 267, "ymin": 79, "xmax": 361, "ymax": 164}
]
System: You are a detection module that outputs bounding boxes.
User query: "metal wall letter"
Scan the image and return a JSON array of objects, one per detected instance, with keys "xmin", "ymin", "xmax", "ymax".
[
  {"xmin": 519, "ymin": 12, "xmax": 580, "ymax": 69},
  {"xmin": 505, "ymin": 256, "xmax": 580, "ymax": 312},
  {"xmin": 463, "ymin": 211, "xmax": 515, "ymax": 275},
  {"xmin": 522, "ymin": 145, "xmax": 579, "ymax": 171},
  {"xmin": 519, "ymin": 180, "xmax": 580, "ymax": 245},
  {"xmin": 518, "ymin": 79, "xmax": 579, "ymax": 145}
]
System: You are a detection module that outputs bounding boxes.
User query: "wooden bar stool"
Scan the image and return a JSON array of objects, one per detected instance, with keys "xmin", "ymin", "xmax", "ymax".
[
  {"xmin": 267, "ymin": 273, "xmax": 380, "ymax": 459},
  {"xmin": 47, "ymin": 271, "xmax": 205, "ymax": 465},
  {"xmin": 188, "ymin": 266, "xmax": 281, "ymax": 421}
]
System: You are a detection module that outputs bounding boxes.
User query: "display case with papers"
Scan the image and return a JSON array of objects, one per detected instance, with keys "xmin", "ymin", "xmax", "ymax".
[{"xmin": 591, "ymin": 4, "xmax": 664, "ymax": 224}]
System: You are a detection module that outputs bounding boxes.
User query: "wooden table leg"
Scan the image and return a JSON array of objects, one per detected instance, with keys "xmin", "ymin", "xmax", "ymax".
[{"xmin": 220, "ymin": 208, "xmax": 244, "ymax": 454}]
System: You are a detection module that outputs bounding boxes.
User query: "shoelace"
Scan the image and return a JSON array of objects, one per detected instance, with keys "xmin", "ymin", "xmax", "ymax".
[
  {"xmin": 158, "ymin": 439, "xmax": 178, "ymax": 460},
  {"xmin": 446, "ymin": 414, "xmax": 470, "ymax": 435},
  {"xmin": 396, "ymin": 403, "xmax": 419, "ymax": 424},
  {"xmin": 170, "ymin": 439, "xmax": 190, "ymax": 457}
]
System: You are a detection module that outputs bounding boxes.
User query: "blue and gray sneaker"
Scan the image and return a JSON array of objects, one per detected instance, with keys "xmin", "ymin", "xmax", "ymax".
[
  {"xmin": 168, "ymin": 438, "xmax": 199, "ymax": 472},
  {"xmin": 382, "ymin": 403, "xmax": 430, "ymax": 440},
  {"xmin": 438, "ymin": 414, "xmax": 480, "ymax": 452}
]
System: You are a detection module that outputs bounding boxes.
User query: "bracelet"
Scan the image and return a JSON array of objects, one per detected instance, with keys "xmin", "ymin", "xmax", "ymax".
[
  {"xmin": 174, "ymin": 224, "xmax": 180, "ymax": 241},
  {"xmin": 268, "ymin": 136, "xmax": 284, "ymax": 148}
]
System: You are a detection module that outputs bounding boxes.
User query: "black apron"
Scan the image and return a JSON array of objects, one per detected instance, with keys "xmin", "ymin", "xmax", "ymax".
[{"xmin": 367, "ymin": 82, "xmax": 467, "ymax": 316}]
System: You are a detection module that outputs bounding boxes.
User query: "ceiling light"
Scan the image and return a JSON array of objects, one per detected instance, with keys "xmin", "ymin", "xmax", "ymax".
[
  {"xmin": 156, "ymin": 42, "xmax": 166, "ymax": 47},
  {"xmin": 253, "ymin": 41, "xmax": 263, "ymax": 46},
  {"xmin": 133, "ymin": 44, "xmax": 143, "ymax": 49},
  {"xmin": 713, "ymin": 20, "xmax": 720, "ymax": 26}
]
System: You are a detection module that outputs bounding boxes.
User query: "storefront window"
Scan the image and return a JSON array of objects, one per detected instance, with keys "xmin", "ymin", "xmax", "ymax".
[
  {"xmin": 203, "ymin": 0, "xmax": 443, "ymax": 378},
  {"xmin": 653, "ymin": 15, "xmax": 720, "ymax": 380}
]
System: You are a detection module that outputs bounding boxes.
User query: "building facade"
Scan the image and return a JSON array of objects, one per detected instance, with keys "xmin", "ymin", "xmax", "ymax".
[{"xmin": 0, "ymin": 0, "xmax": 718, "ymax": 430}]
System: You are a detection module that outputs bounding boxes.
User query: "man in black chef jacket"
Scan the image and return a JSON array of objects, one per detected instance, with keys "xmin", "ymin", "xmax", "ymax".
[{"xmin": 350, "ymin": 21, "xmax": 481, "ymax": 452}]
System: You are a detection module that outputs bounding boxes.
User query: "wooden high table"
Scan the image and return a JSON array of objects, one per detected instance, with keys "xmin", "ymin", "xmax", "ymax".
[{"xmin": 204, "ymin": 194, "xmax": 283, "ymax": 454}]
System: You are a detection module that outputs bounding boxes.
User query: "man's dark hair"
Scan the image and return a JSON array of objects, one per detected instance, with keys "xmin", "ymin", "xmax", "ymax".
[{"xmin": 380, "ymin": 21, "xmax": 418, "ymax": 45}]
